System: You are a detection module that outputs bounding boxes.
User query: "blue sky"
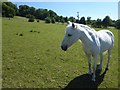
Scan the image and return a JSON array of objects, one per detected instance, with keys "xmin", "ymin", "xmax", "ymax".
[{"xmin": 11, "ymin": 2, "xmax": 118, "ymax": 20}]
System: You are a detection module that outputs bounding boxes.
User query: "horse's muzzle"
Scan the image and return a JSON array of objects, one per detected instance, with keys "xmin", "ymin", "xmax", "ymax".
[{"xmin": 61, "ymin": 45, "xmax": 67, "ymax": 51}]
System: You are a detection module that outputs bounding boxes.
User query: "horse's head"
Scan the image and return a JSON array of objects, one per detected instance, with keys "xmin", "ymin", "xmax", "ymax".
[{"xmin": 61, "ymin": 21, "xmax": 81, "ymax": 51}]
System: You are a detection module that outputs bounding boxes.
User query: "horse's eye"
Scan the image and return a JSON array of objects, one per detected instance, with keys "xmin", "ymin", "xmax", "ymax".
[{"xmin": 68, "ymin": 34, "xmax": 72, "ymax": 37}]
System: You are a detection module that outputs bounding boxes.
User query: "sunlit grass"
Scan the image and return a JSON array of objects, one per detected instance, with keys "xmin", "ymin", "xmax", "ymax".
[{"xmin": 2, "ymin": 17, "xmax": 118, "ymax": 88}]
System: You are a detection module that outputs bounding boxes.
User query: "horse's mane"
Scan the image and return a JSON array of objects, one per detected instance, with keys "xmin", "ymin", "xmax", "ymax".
[
  {"xmin": 77, "ymin": 24, "xmax": 97, "ymax": 36},
  {"xmin": 79, "ymin": 24, "xmax": 95, "ymax": 32},
  {"xmin": 67, "ymin": 22, "xmax": 96, "ymax": 33}
]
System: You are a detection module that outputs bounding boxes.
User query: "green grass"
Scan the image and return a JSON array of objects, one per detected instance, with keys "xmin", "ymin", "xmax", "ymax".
[{"xmin": 2, "ymin": 16, "xmax": 119, "ymax": 88}]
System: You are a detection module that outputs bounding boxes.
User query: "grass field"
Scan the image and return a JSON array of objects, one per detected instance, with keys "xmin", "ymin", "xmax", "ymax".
[{"xmin": 2, "ymin": 16, "xmax": 119, "ymax": 88}]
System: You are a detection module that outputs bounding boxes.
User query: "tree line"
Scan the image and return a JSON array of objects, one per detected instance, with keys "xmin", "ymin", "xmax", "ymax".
[{"xmin": 2, "ymin": 2, "xmax": 120, "ymax": 29}]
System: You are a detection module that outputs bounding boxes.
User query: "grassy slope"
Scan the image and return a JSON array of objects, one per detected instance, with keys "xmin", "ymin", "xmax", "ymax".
[{"xmin": 2, "ymin": 17, "xmax": 118, "ymax": 88}]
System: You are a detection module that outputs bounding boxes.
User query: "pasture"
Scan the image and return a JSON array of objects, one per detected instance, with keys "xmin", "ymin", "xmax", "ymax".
[{"xmin": 2, "ymin": 16, "xmax": 118, "ymax": 88}]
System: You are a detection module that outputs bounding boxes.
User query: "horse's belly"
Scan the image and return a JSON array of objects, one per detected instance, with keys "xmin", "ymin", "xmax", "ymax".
[
  {"xmin": 99, "ymin": 38, "xmax": 113, "ymax": 52},
  {"xmin": 83, "ymin": 43, "xmax": 100, "ymax": 56}
]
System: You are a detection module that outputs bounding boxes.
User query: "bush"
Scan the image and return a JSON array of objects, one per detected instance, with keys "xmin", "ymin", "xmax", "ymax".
[
  {"xmin": 28, "ymin": 18, "xmax": 34, "ymax": 22},
  {"xmin": 115, "ymin": 19, "xmax": 120, "ymax": 29},
  {"xmin": 28, "ymin": 15, "xmax": 35, "ymax": 22},
  {"xmin": 26, "ymin": 14, "xmax": 31, "ymax": 18},
  {"xmin": 51, "ymin": 18, "xmax": 56, "ymax": 24},
  {"xmin": 16, "ymin": 33, "xmax": 23, "ymax": 36},
  {"xmin": 45, "ymin": 17, "xmax": 51, "ymax": 23},
  {"xmin": 37, "ymin": 19, "xmax": 39, "ymax": 22},
  {"xmin": 94, "ymin": 19, "xmax": 102, "ymax": 28},
  {"xmin": 30, "ymin": 30, "xmax": 33, "ymax": 32},
  {"xmin": 8, "ymin": 14, "xmax": 14, "ymax": 18},
  {"xmin": 19, "ymin": 33, "xmax": 23, "ymax": 36},
  {"xmin": 61, "ymin": 19, "xmax": 65, "ymax": 24}
]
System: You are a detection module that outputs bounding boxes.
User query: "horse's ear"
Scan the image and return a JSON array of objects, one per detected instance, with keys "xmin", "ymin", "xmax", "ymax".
[
  {"xmin": 72, "ymin": 22, "xmax": 75, "ymax": 28},
  {"xmin": 67, "ymin": 21, "xmax": 75, "ymax": 28},
  {"xmin": 67, "ymin": 21, "xmax": 71, "ymax": 25}
]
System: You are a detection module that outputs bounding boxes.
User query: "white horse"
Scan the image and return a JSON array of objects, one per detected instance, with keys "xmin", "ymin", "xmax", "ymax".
[{"xmin": 61, "ymin": 21, "xmax": 114, "ymax": 81}]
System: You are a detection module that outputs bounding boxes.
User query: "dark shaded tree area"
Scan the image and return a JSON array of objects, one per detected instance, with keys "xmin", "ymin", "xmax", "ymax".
[
  {"xmin": 2, "ymin": 2, "xmax": 60, "ymax": 23},
  {"xmin": 79, "ymin": 17, "xmax": 86, "ymax": 25},
  {"xmin": 2, "ymin": 2, "xmax": 16, "ymax": 18},
  {"xmin": 102, "ymin": 16, "xmax": 112, "ymax": 28},
  {"xmin": 2, "ymin": 2, "xmax": 120, "ymax": 29},
  {"xmin": 115, "ymin": 19, "xmax": 120, "ymax": 29}
]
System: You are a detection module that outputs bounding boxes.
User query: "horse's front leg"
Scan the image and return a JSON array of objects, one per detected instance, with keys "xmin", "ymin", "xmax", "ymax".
[
  {"xmin": 92, "ymin": 55, "xmax": 98, "ymax": 81},
  {"xmin": 86, "ymin": 55, "xmax": 92, "ymax": 75}
]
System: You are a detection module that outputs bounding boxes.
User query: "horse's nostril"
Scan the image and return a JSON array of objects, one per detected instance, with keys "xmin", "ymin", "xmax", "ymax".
[
  {"xmin": 61, "ymin": 45, "xmax": 67, "ymax": 51},
  {"xmin": 61, "ymin": 46, "xmax": 64, "ymax": 50},
  {"xmin": 65, "ymin": 45, "xmax": 67, "ymax": 50}
]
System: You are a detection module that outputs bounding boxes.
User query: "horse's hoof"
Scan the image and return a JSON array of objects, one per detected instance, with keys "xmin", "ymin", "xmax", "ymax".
[
  {"xmin": 92, "ymin": 76, "xmax": 96, "ymax": 82},
  {"xmin": 92, "ymin": 78, "xmax": 96, "ymax": 82},
  {"xmin": 98, "ymin": 67, "xmax": 102, "ymax": 70},
  {"xmin": 89, "ymin": 71, "xmax": 92, "ymax": 75},
  {"xmin": 105, "ymin": 68, "xmax": 108, "ymax": 71},
  {"xmin": 98, "ymin": 65, "xmax": 102, "ymax": 70},
  {"xmin": 98, "ymin": 68, "xmax": 102, "ymax": 71}
]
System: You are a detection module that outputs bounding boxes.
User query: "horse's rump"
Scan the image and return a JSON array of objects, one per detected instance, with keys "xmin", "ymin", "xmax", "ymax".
[{"xmin": 97, "ymin": 30, "xmax": 114, "ymax": 52}]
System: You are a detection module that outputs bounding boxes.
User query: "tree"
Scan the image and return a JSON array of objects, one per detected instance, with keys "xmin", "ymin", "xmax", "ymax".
[
  {"xmin": 61, "ymin": 18, "xmax": 65, "ymax": 23},
  {"xmin": 64, "ymin": 17, "xmax": 68, "ymax": 22},
  {"xmin": 34, "ymin": 9, "xmax": 49, "ymax": 20},
  {"xmin": 2, "ymin": 3, "xmax": 15, "ymax": 18},
  {"xmin": 115, "ymin": 19, "xmax": 120, "ymax": 29},
  {"xmin": 87, "ymin": 17, "xmax": 91, "ymax": 25},
  {"xmin": 28, "ymin": 6, "xmax": 35, "ymax": 16},
  {"xmin": 3, "ymin": 2, "xmax": 18, "ymax": 15},
  {"xmin": 76, "ymin": 19, "xmax": 79, "ymax": 23},
  {"xmin": 69, "ymin": 16, "xmax": 76, "ymax": 22},
  {"xmin": 95, "ymin": 19, "xmax": 102, "ymax": 28},
  {"xmin": 110, "ymin": 20, "xmax": 116, "ymax": 27},
  {"xmin": 79, "ymin": 17, "xmax": 86, "ymax": 24},
  {"xmin": 34, "ymin": 9, "xmax": 41, "ymax": 19},
  {"xmin": 56, "ymin": 16, "xmax": 60, "ymax": 22},
  {"xmin": 4, "ymin": 2, "xmax": 17, "ymax": 10},
  {"xmin": 102, "ymin": 16, "xmax": 112, "ymax": 28},
  {"xmin": 59, "ymin": 16, "xmax": 64, "ymax": 23},
  {"xmin": 48, "ymin": 10, "xmax": 57, "ymax": 18},
  {"xmin": 91, "ymin": 20, "xmax": 96, "ymax": 27},
  {"xmin": 41, "ymin": 9, "xmax": 49, "ymax": 20},
  {"xmin": 19, "ymin": 5, "xmax": 30, "ymax": 17},
  {"xmin": 51, "ymin": 17, "xmax": 56, "ymax": 24}
]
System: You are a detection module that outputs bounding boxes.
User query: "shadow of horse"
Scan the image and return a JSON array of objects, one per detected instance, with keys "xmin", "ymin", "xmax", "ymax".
[{"xmin": 64, "ymin": 67, "xmax": 108, "ymax": 89}]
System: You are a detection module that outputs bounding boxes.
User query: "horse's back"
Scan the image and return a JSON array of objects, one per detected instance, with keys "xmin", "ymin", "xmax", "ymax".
[
  {"xmin": 97, "ymin": 30, "xmax": 114, "ymax": 42},
  {"xmin": 97, "ymin": 30, "xmax": 114, "ymax": 52}
]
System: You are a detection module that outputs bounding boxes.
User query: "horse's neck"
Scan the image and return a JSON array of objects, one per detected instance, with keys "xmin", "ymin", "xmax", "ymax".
[{"xmin": 79, "ymin": 29, "xmax": 95, "ymax": 46}]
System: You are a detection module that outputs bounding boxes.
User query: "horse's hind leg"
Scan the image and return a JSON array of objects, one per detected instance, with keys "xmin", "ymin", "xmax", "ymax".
[
  {"xmin": 106, "ymin": 49, "xmax": 112, "ymax": 70},
  {"xmin": 98, "ymin": 53, "xmax": 103, "ymax": 70},
  {"xmin": 92, "ymin": 54, "xmax": 98, "ymax": 81}
]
